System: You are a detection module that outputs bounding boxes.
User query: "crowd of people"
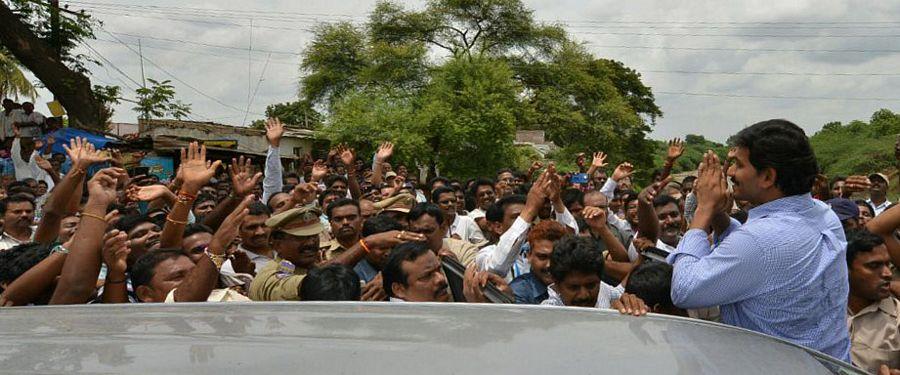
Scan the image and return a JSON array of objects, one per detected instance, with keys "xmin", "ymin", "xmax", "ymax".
[{"xmin": 0, "ymin": 115, "xmax": 898, "ymax": 373}]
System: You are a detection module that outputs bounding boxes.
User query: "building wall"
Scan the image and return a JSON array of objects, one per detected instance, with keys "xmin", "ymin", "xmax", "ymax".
[{"xmin": 139, "ymin": 119, "xmax": 314, "ymax": 158}]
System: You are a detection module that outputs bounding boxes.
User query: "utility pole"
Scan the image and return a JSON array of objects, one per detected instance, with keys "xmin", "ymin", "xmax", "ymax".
[
  {"xmin": 138, "ymin": 38, "xmax": 146, "ymax": 89},
  {"xmin": 49, "ymin": 0, "xmax": 60, "ymax": 100}
]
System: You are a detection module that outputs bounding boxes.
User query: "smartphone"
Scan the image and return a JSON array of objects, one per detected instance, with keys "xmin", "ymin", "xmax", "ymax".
[
  {"xmin": 571, "ymin": 173, "xmax": 589, "ymax": 184},
  {"xmin": 641, "ymin": 247, "xmax": 671, "ymax": 263}
]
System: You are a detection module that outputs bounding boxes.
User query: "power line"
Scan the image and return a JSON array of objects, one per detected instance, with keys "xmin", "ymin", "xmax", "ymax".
[
  {"xmin": 81, "ymin": 43, "xmax": 142, "ymax": 88},
  {"xmin": 107, "ymin": 31, "xmax": 301, "ymax": 56},
  {"xmin": 92, "ymin": 38, "xmax": 296, "ymax": 66},
  {"xmin": 656, "ymin": 91, "xmax": 900, "ymax": 101},
  {"xmin": 642, "ymin": 70, "xmax": 900, "ymax": 77},
  {"xmin": 99, "ymin": 28, "xmax": 266, "ymax": 116},
  {"xmin": 587, "ymin": 44, "xmax": 900, "ymax": 53}
]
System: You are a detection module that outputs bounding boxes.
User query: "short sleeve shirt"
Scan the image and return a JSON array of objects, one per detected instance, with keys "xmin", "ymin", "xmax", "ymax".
[{"xmin": 248, "ymin": 257, "xmax": 308, "ymax": 301}]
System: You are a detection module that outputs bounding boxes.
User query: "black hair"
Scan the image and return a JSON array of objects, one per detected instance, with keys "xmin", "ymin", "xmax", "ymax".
[
  {"xmin": 407, "ymin": 203, "xmax": 444, "ymax": 226},
  {"xmin": 0, "ymin": 194, "xmax": 35, "ymax": 215},
  {"xmin": 0, "ymin": 242, "xmax": 52, "ymax": 286},
  {"xmin": 326, "ymin": 198, "xmax": 360, "ymax": 218},
  {"xmin": 467, "ymin": 178, "xmax": 495, "ymax": 198},
  {"xmin": 496, "ymin": 194, "xmax": 526, "ymax": 216},
  {"xmin": 730, "ymin": 210, "xmax": 749, "ymax": 224},
  {"xmin": 430, "ymin": 186, "xmax": 456, "ymax": 204},
  {"xmin": 549, "ymin": 236, "xmax": 604, "ymax": 283},
  {"xmin": 115, "ymin": 214, "xmax": 155, "ymax": 234},
  {"xmin": 731, "ymin": 119, "xmax": 818, "ymax": 196},
  {"xmin": 621, "ymin": 190, "xmax": 639, "ymax": 205},
  {"xmin": 428, "ymin": 177, "xmax": 451, "ymax": 191},
  {"xmin": 846, "ymin": 230, "xmax": 886, "ymax": 267},
  {"xmin": 382, "ymin": 242, "xmax": 432, "ymax": 298},
  {"xmin": 562, "ymin": 189, "xmax": 584, "ymax": 209},
  {"xmin": 855, "ymin": 200, "xmax": 876, "ymax": 217},
  {"xmin": 36, "ymin": 180, "xmax": 48, "ymax": 187},
  {"xmin": 284, "ymin": 172, "xmax": 301, "ymax": 181},
  {"xmin": 574, "ymin": 217, "xmax": 590, "ymax": 234},
  {"xmin": 362, "ymin": 215, "xmax": 404, "ymax": 237},
  {"xmin": 299, "ymin": 264, "xmax": 361, "ymax": 301},
  {"xmin": 130, "ymin": 248, "xmax": 187, "ymax": 291},
  {"xmin": 496, "ymin": 168, "xmax": 514, "ymax": 178},
  {"xmin": 248, "ymin": 201, "xmax": 272, "ymax": 217},
  {"xmin": 266, "ymin": 191, "xmax": 290, "ymax": 209},
  {"xmin": 625, "ymin": 262, "xmax": 674, "ymax": 309},
  {"xmin": 830, "ymin": 176, "xmax": 846, "ymax": 186},
  {"xmin": 318, "ymin": 189, "xmax": 345, "ymax": 208},
  {"xmin": 485, "ymin": 202, "xmax": 504, "ymax": 223},
  {"xmin": 183, "ymin": 223, "xmax": 213, "ymax": 238},
  {"xmin": 324, "ymin": 175, "xmax": 348, "ymax": 189},
  {"xmin": 650, "ymin": 169, "xmax": 664, "ymax": 182},
  {"xmin": 682, "ymin": 176, "xmax": 697, "ymax": 184},
  {"xmin": 652, "ymin": 194, "xmax": 680, "ymax": 210}
]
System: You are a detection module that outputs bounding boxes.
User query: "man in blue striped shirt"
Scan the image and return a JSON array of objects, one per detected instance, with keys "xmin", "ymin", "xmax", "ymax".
[{"xmin": 668, "ymin": 119, "xmax": 851, "ymax": 361}]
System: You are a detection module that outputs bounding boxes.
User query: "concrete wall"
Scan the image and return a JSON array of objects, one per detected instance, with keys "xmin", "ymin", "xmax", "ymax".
[{"xmin": 139, "ymin": 119, "xmax": 314, "ymax": 158}]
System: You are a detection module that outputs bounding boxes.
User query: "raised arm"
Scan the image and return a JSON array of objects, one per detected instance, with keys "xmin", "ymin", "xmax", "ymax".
[
  {"xmin": 636, "ymin": 177, "xmax": 671, "ymax": 243},
  {"xmin": 50, "ymin": 167, "xmax": 126, "ymax": 305},
  {"xmin": 602, "ymin": 162, "xmax": 633, "ymax": 200},
  {"xmin": 585, "ymin": 152, "xmax": 607, "ymax": 181},
  {"xmin": 201, "ymin": 156, "xmax": 260, "ymax": 231},
  {"xmin": 476, "ymin": 170, "xmax": 546, "ymax": 276},
  {"xmin": 0, "ymin": 243, "xmax": 69, "ymax": 306},
  {"xmin": 866, "ymin": 201, "xmax": 900, "ymax": 268},
  {"xmin": 34, "ymin": 137, "xmax": 107, "ymax": 244},
  {"xmin": 160, "ymin": 142, "xmax": 223, "ymax": 249},
  {"xmin": 262, "ymin": 117, "xmax": 285, "ymax": 204},
  {"xmin": 339, "ymin": 145, "xmax": 362, "ymax": 199},
  {"xmin": 371, "ymin": 142, "xmax": 393, "ymax": 188},
  {"xmin": 658, "ymin": 138, "xmax": 685, "ymax": 182},
  {"xmin": 584, "ymin": 206, "xmax": 629, "ymax": 262},
  {"xmin": 100, "ymin": 229, "xmax": 131, "ymax": 303}
]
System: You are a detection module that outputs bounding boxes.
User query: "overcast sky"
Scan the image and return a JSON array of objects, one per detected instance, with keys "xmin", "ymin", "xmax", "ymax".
[{"xmin": 25, "ymin": 0, "xmax": 900, "ymax": 143}]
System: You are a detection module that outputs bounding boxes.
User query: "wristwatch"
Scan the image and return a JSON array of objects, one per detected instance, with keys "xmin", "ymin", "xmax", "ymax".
[{"xmin": 203, "ymin": 247, "xmax": 227, "ymax": 270}]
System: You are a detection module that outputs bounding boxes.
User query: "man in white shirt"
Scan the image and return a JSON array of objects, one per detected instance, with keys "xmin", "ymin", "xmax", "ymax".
[
  {"xmin": 15, "ymin": 102, "xmax": 45, "ymax": 138},
  {"xmin": 0, "ymin": 99, "xmax": 24, "ymax": 143},
  {"xmin": 432, "ymin": 186, "xmax": 485, "ymax": 244},
  {"xmin": 0, "ymin": 195, "xmax": 36, "ymax": 251},
  {"xmin": 10, "ymin": 135, "xmax": 54, "ymax": 190},
  {"xmin": 867, "ymin": 173, "xmax": 891, "ymax": 216},
  {"xmin": 475, "ymin": 167, "xmax": 578, "ymax": 280},
  {"xmin": 539, "ymin": 236, "xmax": 624, "ymax": 309}
]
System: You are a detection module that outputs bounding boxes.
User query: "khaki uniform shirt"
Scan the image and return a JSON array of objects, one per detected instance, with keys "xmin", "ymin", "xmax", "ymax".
[
  {"xmin": 848, "ymin": 297, "xmax": 900, "ymax": 374},
  {"xmin": 323, "ymin": 239, "xmax": 350, "ymax": 261},
  {"xmin": 248, "ymin": 256, "xmax": 308, "ymax": 301},
  {"xmin": 443, "ymin": 238, "xmax": 479, "ymax": 268}
]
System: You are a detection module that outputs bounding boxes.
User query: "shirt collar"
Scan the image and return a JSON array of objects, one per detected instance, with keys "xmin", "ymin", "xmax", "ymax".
[
  {"xmin": 850, "ymin": 297, "xmax": 898, "ymax": 318},
  {"xmin": 748, "ymin": 193, "xmax": 814, "ymax": 221}
]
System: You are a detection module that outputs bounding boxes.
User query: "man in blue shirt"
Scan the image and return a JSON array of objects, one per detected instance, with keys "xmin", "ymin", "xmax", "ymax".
[{"xmin": 668, "ymin": 119, "xmax": 851, "ymax": 361}]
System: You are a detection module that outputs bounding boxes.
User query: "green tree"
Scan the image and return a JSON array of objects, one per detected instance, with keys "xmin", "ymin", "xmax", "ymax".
[
  {"xmin": 0, "ymin": 48, "xmax": 36, "ymax": 100},
  {"xmin": 133, "ymin": 78, "xmax": 191, "ymax": 120},
  {"xmin": 809, "ymin": 108, "xmax": 898, "ymax": 177},
  {"xmin": 0, "ymin": 1, "xmax": 105, "ymax": 128},
  {"xmin": 299, "ymin": 0, "xmax": 660, "ymax": 179},
  {"xmin": 250, "ymin": 100, "xmax": 322, "ymax": 129}
]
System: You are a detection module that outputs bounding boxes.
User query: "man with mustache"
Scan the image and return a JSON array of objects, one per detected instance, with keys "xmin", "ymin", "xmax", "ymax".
[
  {"xmin": 236, "ymin": 202, "xmax": 274, "ymax": 273},
  {"xmin": 509, "ymin": 221, "xmax": 567, "ymax": 304},
  {"xmin": 668, "ymin": 120, "xmax": 850, "ymax": 361},
  {"xmin": 383, "ymin": 242, "xmax": 451, "ymax": 302},
  {"xmin": 323, "ymin": 198, "xmax": 362, "ymax": 261},
  {"xmin": 866, "ymin": 173, "xmax": 891, "ymax": 217},
  {"xmin": 845, "ymin": 230, "xmax": 899, "ymax": 373},
  {"xmin": 0, "ymin": 195, "xmax": 35, "ymax": 251}
]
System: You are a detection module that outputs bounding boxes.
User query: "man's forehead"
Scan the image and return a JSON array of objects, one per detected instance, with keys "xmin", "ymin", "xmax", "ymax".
[
  {"xmin": 437, "ymin": 192, "xmax": 456, "ymax": 201},
  {"xmin": 855, "ymin": 244, "xmax": 890, "ymax": 264},
  {"xmin": 410, "ymin": 214, "xmax": 439, "ymax": 227},
  {"xmin": 156, "ymin": 256, "xmax": 194, "ymax": 275},
  {"xmin": 331, "ymin": 205, "xmax": 360, "ymax": 216},
  {"xmin": 403, "ymin": 252, "xmax": 438, "ymax": 275},
  {"xmin": 656, "ymin": 202, "xmax": 681, "ymax": 215}
]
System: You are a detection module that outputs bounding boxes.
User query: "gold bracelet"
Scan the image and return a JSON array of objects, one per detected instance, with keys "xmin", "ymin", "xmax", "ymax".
[
  {"xmin": 166, "ymin": 216, "xmax": 189, "ymax": 225},
  {"xmin": 80, "ymin": 212, "xmax": 107, "ymax": 223}
]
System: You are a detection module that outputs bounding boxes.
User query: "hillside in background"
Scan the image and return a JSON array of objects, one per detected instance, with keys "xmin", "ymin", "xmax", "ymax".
[{"xmin": 652, "ymin": 109, "xmax": 899, "ymax": 197}]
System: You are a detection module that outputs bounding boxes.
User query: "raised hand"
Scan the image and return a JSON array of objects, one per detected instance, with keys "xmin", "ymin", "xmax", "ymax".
[
  {"xmin": 230, "ymin": 156, "xmax": 262, "ymax": 198},
  {"xmin": 638, "ymin": 176, "xmax": 672, "ymax": 206},
  {"xmin": 63, "ymin": 137, "xmax": 109, "ymax": 171},
  {"xmin": 101, "ymin": 229, "xmax": 131, "ymax": 275},
  {"xmin": 375, "ymin": 142, "xmax": 394, "ymax": 163},
  {"xmin": 361, "ymin": 273, "xmax": 387, "ymax": 301},
  {"xmin": 612, "ymin": 162, "xmax": 634, "ymax": 182},
  {"xmin": 843, "ymin": 175, "xmax": 871, "ymax": 194},
  {"xmin": 363, "ymin": 230, "xmax": 427, "ymax": 250},
  {"xmin": 310, "ymin": 160, "xmax": 328, "ymax": 182},
  {"xmin": 667, "ymin": 138, "xmax": 685, "ymax": 161},
  {"xmin": 694, "ymin": 151, "xmax": 729, "ymax": 213},
  {"xmin": 34, "ymin": 155, "xmax": 53, "ymax": 172},
  {"xmin": 265, "ymin": 117, "xmax": 285, "ymax": 147},
  {"xmin": 529, "ymin": 161, "xmax": 543, "ymax": 172},
  {"xmin": 290, "ymin": 183, "xmax": 318, "ymax": 207},
  {"xmin": 591, "ymin": 152, "xmax": 608, "ymax": 168},
  {"xmin": 338, "ymin": 145, "xmax": 355, "ymax": 167},
  {"xmin": 180, "ymin": 142, "xmax": 222, "ymax": 193},
  {"xmin": 210, "ymin": 195, "xmax": 255, "ymax": 255},
  {"xmin": 88, "ymin": 168, "xmax": 127, "ymax": 205},
  {"xmin": 127, "ymin": 184, "xmax": 174, "ymax": 202},
  {"xmin": 582, "ymin": 206, "xmax": 608, "ymax": 231}
]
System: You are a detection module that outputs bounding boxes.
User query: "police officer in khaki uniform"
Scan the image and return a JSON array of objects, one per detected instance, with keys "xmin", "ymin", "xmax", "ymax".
[{"xmin": 249, "ymin": 205, "xmax": 324, "ymax": 301}]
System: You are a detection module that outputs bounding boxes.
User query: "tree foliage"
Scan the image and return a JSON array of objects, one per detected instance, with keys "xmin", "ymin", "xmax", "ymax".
[
  {"xmin": 250, "ymin": 100, "xmax": 322, "ymax": 129},
  {"xmin": 298, "ymin": 0, "xmax": 660, "ymax": 179},
  {"xmin": 809, "ymin": 108, "xmax": 899, "ymax": 177},
  {"xmin": 0, "ymin": 47, "xmax": 36, "ymax": 100},
  {"xmin": 133, "ymin": 78, "xmax": 191, "ymax": 120},
  {"xmin": 3, "ymin": 0, "xmax": 98, "ymax": 74}
]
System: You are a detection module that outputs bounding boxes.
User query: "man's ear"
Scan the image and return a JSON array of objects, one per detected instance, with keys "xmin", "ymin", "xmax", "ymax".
[
  {"xmin": 135, "ymin": 285, "xmax": 156, "ymax": 303},
  {"xmin": 391, "ymin": 282, "xmax": 406, "ymax": 301},
  {"xmin": 759, "ymin": 167, "xmax": 778, "ymax": 190}
]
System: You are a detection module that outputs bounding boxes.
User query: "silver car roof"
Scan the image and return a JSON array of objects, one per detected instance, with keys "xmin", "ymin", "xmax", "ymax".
[{"xmin": 0, "ymin": 302, "xmax": 864, "ymax": 374}]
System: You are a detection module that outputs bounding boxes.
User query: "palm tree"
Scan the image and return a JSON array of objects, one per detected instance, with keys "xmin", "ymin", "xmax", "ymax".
[{"xmin": 0, "ymin": 49, "xmax": 37, "ymax": 101}]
